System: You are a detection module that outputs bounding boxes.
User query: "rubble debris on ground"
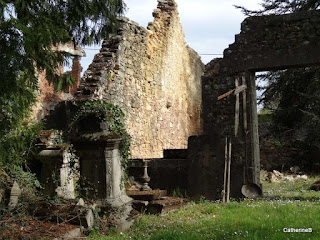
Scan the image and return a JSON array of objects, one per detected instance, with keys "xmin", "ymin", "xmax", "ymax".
[{"xmin": 261, "ymin": 169, "xmax": 308, "ymax": 183}]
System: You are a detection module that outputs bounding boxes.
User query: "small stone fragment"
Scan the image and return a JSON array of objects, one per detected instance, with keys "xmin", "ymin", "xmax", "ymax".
[
  {"xmin": 77, "ymin": 198, "xmax": 85, "ymax": 206},
  {"xmin": 8, "ymin": 181, "xmax": 21, "ymax": 208}
]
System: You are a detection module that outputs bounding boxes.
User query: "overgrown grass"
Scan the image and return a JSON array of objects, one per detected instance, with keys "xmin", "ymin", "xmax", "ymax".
[{"xmin": 90, "ymin": 178, "xmax": 320, "ymax": 240}]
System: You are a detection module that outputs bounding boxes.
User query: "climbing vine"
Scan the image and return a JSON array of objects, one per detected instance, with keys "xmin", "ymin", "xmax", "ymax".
[{"xmin": 69, "ymin": 101, "xmax": 131, "ymax": 172}]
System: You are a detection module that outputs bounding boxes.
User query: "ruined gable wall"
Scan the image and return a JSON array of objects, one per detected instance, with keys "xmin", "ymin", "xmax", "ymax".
[{"xmin": 76, "ymin": 0, "xmax": 204, "ymax": 158}]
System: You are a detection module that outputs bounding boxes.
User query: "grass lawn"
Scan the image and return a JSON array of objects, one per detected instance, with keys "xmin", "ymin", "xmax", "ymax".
[{"xmin": 89, "ymin": 177, "xmax": 320, "ymax": 240}]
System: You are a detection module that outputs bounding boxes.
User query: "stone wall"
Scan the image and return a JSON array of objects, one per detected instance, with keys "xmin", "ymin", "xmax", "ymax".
[
  {"xmin": 76, "ymin": 0, "xmax": 204, "ymax": 159},
  {"xmin": 221, "ymin": 10, "xmax": 320, "ymax": 73},
  {"xmin": 188, "ymin": 10, "xmax": 320, "ymax": 200},
  {"xmin": 32, "ymin": 44, "xmax": 85, "ymax": 121}
]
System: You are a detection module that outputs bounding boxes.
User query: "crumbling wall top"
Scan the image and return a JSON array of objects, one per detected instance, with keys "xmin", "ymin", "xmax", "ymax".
[{"xmin": 208, "ymin": 10, "xmax": 320, "ymax": 74}]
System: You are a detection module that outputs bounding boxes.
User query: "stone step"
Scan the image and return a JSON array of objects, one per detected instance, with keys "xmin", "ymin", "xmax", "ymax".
[
  {"xmin": 127, "ymin": 190, "xmax": 167, "ymax": 201},
  {"xmin": 132, "ymin": 197, "xmax": 189, "ymax": 215}
]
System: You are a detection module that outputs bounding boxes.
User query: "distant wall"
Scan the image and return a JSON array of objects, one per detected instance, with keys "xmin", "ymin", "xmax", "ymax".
[
  {"xmin": 32, "ymin": 44, "xmax": 84, "ymax": 121},
  {"xmin": 76, "ymin": 0, "xmax": 204, "ymax": 158}
]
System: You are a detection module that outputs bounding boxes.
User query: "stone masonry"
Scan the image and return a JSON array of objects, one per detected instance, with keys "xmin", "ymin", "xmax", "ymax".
[
  {"xmin": 188, "ymin": 9, "xmax": 320, "ymax": 200},
  {"xmin": 221, "ymin": 10, "xmax": 320, "ymax": 73},
  {"xmin": 75, "ymin": 0, "xmax": 204, "ymax": 159},
  {"xmin": 33, "ymin": 43, "xmax": 85, "ymax": 121}
]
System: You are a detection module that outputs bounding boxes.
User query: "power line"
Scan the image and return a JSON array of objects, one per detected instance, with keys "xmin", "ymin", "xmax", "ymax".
[
  {"xmin": 199, "ymin": 54, "xmax": 223, "ymax": 56},
  {"xmin": 82, "ymin": 48, "xmax": 223, "ymax": 56}
]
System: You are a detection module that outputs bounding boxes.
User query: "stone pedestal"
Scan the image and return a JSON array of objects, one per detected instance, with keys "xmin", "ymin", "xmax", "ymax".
[
  {"xmin": 140, "ymin": 159, "xmax": 151, "ymax": 191},
  {"xmin": 38, "ymin": 149, "xmax": 77, "ymax": 199},
  {"xmin": 74, "ymin": 137, "xmax": 133, "ymax": 230},
  {"xmin": 104, "ymin": 138, "xmax": 132, "ymax": 207}
]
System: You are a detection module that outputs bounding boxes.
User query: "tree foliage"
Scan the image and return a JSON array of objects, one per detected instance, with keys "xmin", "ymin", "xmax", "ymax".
[
  {"xmin": 258, "ymin": 68, "xmax": 320, "ymax": 171},
  {"xmin": 0, "ymin": 0, "xmax": 125, "ymax": 167},
  {"xmin": 236, "ymin": 0, "xmax": 320, "ymax": 16},
  {"xmin": 259, "ymin": 68, "xmax": 320, "ymax": 135}
]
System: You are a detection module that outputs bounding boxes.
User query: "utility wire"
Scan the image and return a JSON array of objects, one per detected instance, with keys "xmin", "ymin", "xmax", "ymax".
[
  {"xmin": 82, "ymin": 48, "xmax": 223, "ymax": 56},
  {"xmin": 199, "ymin": 54, "xmax": 223, "ymax": 56}
]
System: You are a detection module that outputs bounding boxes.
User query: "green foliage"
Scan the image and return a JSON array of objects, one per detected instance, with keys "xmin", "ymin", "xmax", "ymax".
[
  {"xmin": 172, "ymin": 187, "xmax": 188, "ymax": 198},
  {"xmin": 70, "ymin": 101, "xmax": 131, "ymax": 171},
  {"xmin": 258, "ymin": 110, "xmax": 273, "ymax": 123},
  {"xmin": 0, "ymin": 121, "xmax": 42, "ymax": 168},
  {"xmin": 0, "ymin": 0, "xmax": 125, "ymax": 171},
  {"xmin": 5, "ymin": 165, "xmax": 42, "ymax": 190},
  {"xmin": 235, "ymin": 0, "xmax": 320, "ymax": 16},
  {"xmin": 53, "ymin": 73, "xmax": 75, "ymax": 92},
  {"xmin": 258, "ymin": 68, "xmax": 320, "ymax": 171}
]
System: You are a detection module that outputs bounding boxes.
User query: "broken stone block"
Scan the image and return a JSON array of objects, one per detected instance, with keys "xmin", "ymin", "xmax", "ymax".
[
  {"xmin": 300, "ymin": 175, "xmax": 308, "ymax": 181},
  {"xmin": 8, "ymin": 181, "xmax": 21, "ymax": 208},
  {"xmin": 77, "ymin": 198, "xmax": 85, "ymax": 206},
  {"xmin": 272, "ymin": 170, "xmax": 283, "ymax": 179},
  {"xmin": 283, "ymin": 175, "xmax": 295, "ymax": 182},
  {"xmin": 80, "ymin": 208, "xmax": 94, "ymax": 229},
  {"xmin": 260, "ymin": 170, "xmax": 268, "ymax": 181},
  {"xmin": 267, "ymin": 172, "xmax": 279, "ymax": 183}
]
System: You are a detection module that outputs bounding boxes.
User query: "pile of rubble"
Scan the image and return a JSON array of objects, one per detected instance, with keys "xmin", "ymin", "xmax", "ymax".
[{"xmin": 261, "ymin": 169, "xmax": 308, "ymax": 183}]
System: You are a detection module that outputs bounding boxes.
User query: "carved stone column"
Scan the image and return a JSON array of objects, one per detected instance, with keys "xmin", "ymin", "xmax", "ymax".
[{"xmin": 104, "ymin": 138, "xmax": 132, "ymax": 207}]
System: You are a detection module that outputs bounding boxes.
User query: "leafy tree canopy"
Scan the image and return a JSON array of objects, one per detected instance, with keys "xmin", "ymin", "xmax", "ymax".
[{"xmin": 0, "ymin": 0, "xmax": 125, "ymax": 167}]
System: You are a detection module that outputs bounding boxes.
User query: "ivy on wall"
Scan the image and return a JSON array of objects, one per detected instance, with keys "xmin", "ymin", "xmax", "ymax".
[{"xmin": 69, "ymin": 101, "xmax": 131, "ymax": 172}]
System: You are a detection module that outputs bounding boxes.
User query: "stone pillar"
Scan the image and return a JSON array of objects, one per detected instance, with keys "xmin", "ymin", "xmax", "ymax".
[
  {"xmin": 38, "ymin": 149, "xmax": 77, "ymax": 199},
  {"xmin": 104, "ymin": 138, "xmax": 132, "ymax": 207},
  {"xmin": 246, "ymin": 71, "xmax": 261, "ymax": 185},
  {"xmin": 74, "ymin": 137, "xmax": 133, "ymax": 230},
  {"xmin": 74, "ymin": 137, "xmax": 132, "ymax": 205}
]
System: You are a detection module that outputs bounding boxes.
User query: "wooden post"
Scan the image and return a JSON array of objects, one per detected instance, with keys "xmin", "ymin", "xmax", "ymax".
[
  {"xmin": 223, "ymin": 137, "xmax": 228, "ymax": 202},
  {"xmin": 226, "ymin": 138, "xmax": 232, "ymax": 202},
  {"xmin": 247, "ymin": 72, "xmax": 261, "ymax": 185},
  {"xmin": 235, "ymin": 78, "xmax": 240, "ymax": 136},
  {"xmin": 242, "ymin": 76, "xmax": 248, "ymax": 134}
]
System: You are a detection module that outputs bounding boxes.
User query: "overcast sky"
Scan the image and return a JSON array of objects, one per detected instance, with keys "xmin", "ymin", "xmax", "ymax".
[{"xmin": 80, "ymin": 0, "xmax": 262, "ymax": 73}]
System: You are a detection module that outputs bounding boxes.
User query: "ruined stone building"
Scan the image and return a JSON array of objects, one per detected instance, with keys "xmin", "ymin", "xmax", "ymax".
[
  {"xmin": 33, "ymin": 43, "xmax": 85, "ymax": 121},
  {"xmin": 74, "ymin": 0, "xmax": 204, "ymax": 159},
  {"xmin": 39, "ymin": 0, "xmax": 320, "ymax": 202}
]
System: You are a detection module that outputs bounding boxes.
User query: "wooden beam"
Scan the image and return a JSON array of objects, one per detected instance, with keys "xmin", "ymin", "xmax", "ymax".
[{"xmin": 235, "ymin": 78, "xmax": 240, "ymax": 136}]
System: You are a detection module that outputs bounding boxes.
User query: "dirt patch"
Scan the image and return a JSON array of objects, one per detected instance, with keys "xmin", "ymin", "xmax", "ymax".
[{"xmin": 0, "ymin": 215, "xmax": 82, "ymax": 240}]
